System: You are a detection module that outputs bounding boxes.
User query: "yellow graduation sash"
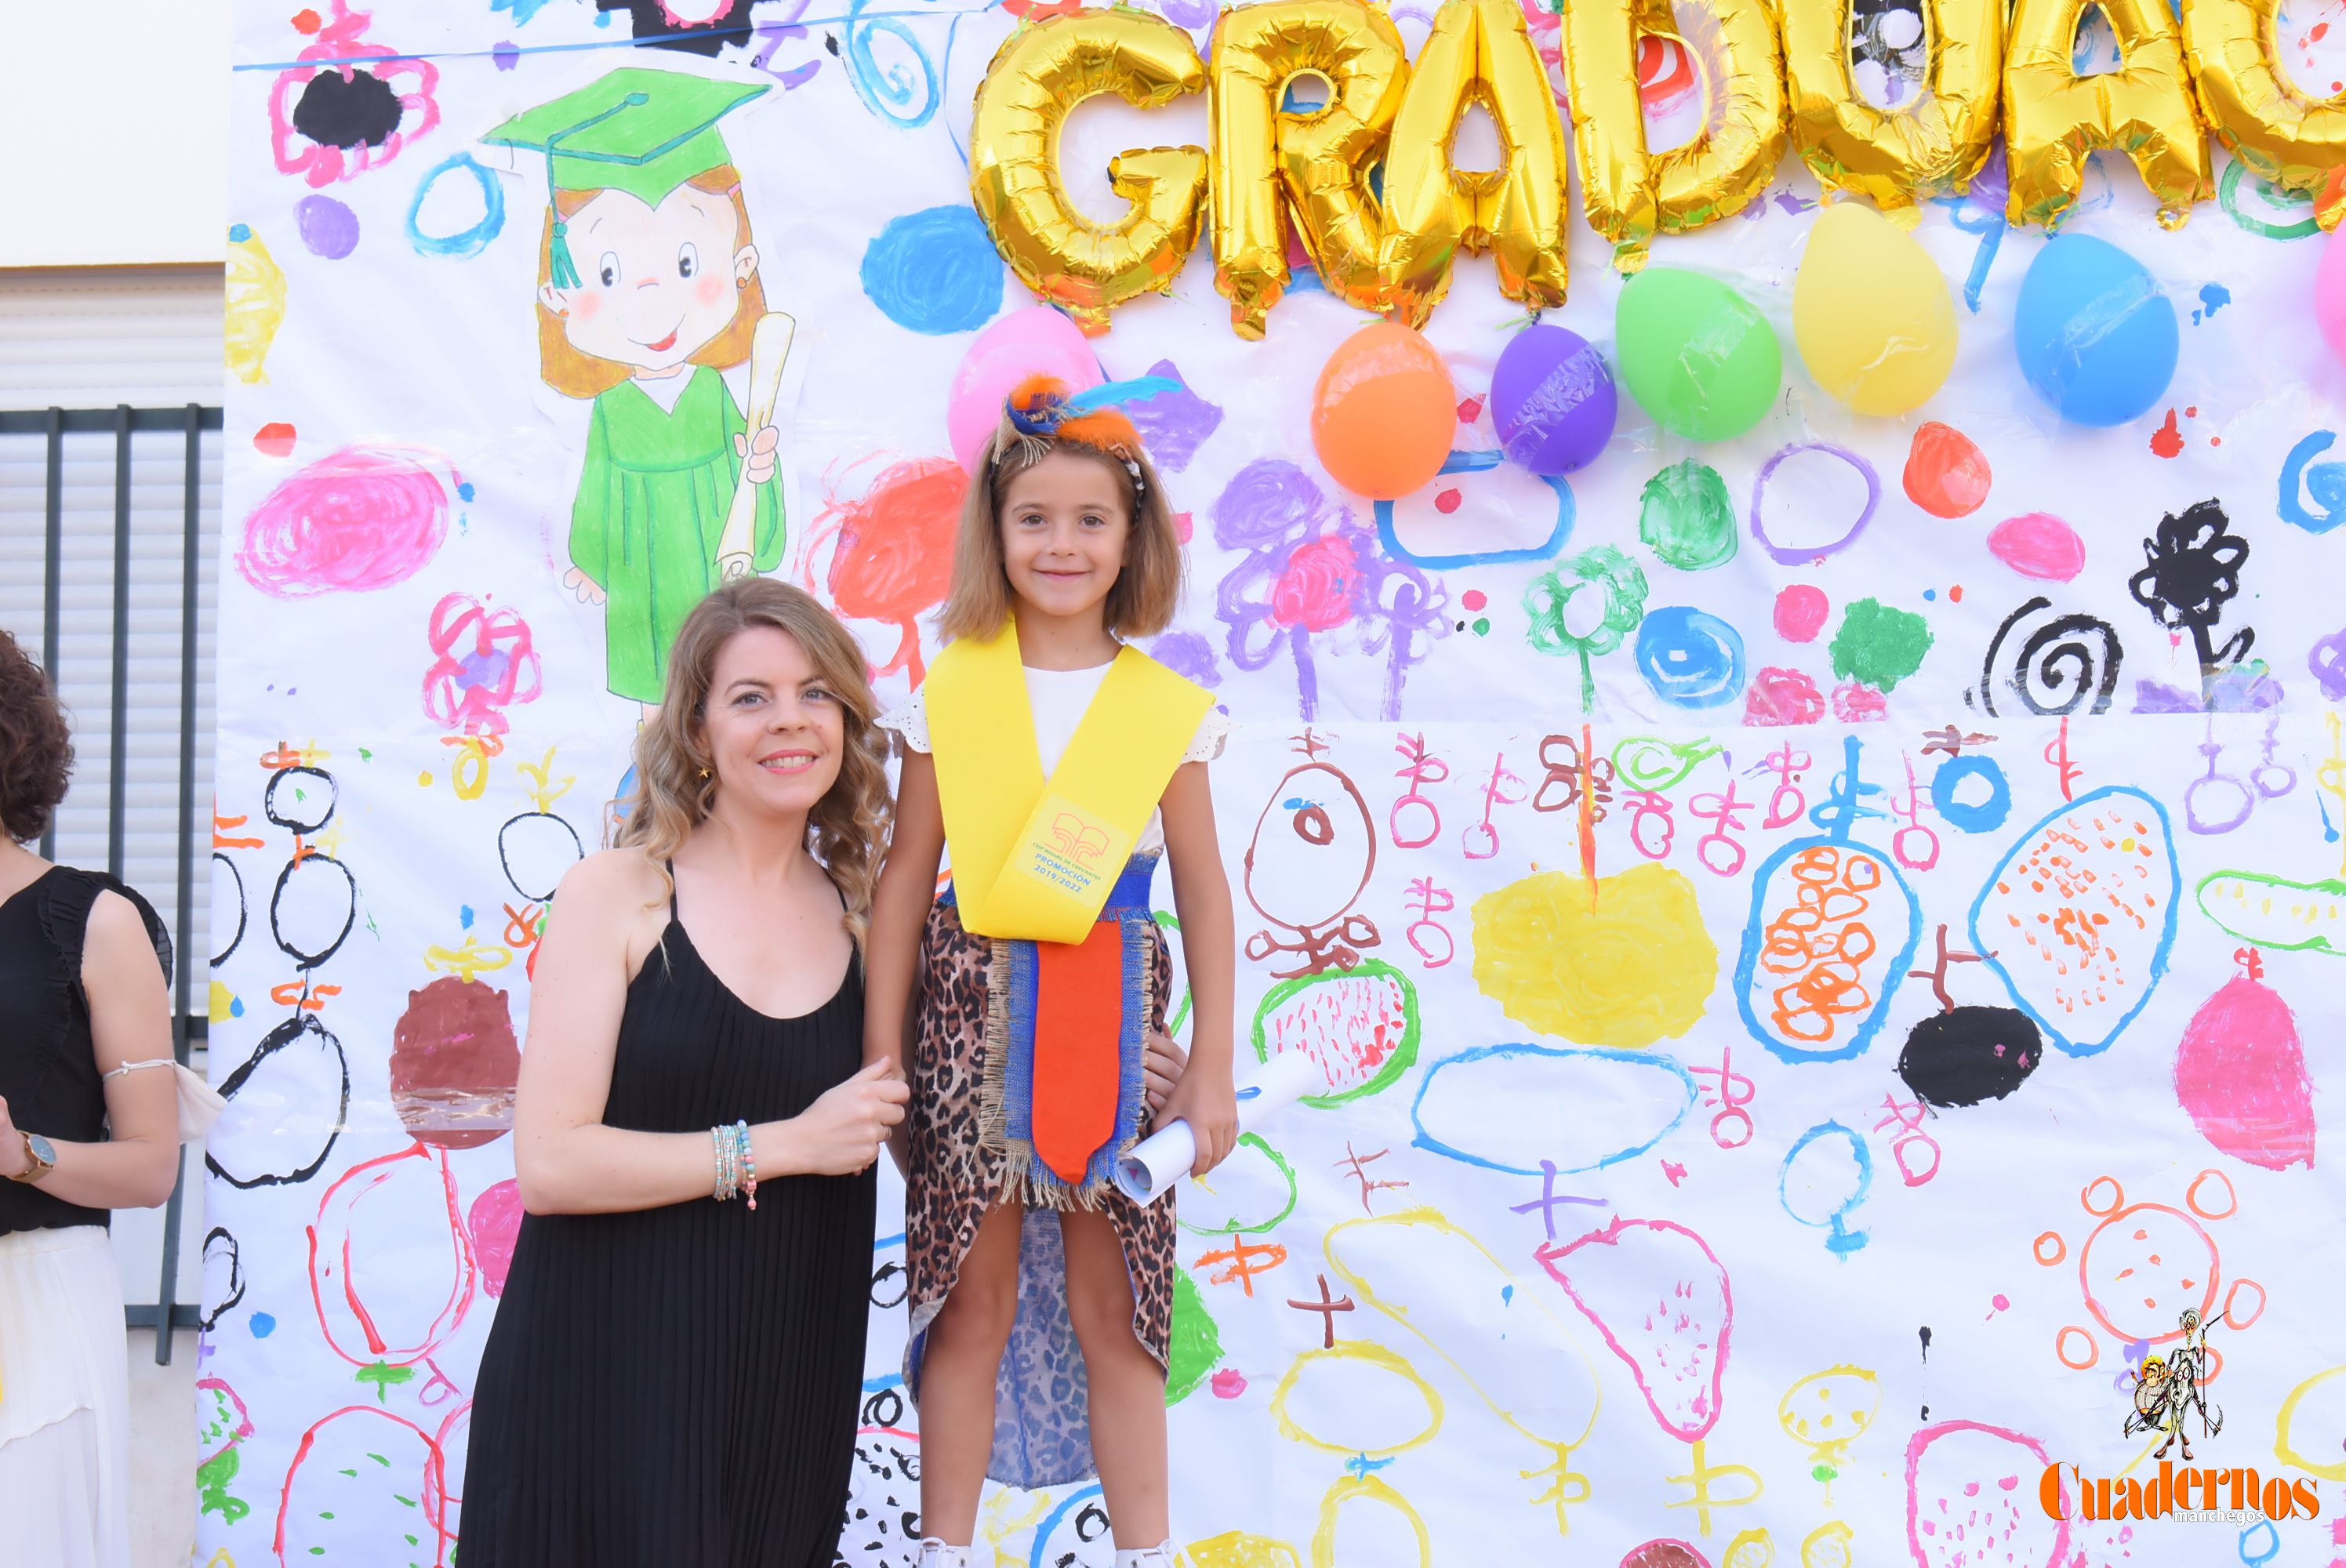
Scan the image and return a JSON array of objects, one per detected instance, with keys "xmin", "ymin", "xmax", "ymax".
[{"xmin": 925, "ymin": 623, "xmax": 1211, "ymax": 944}]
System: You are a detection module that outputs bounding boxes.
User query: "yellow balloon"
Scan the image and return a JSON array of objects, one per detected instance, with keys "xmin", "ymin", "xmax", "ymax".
[
  {"xmin": 2004, "ymin": 0, "xmax": 2211, "ymax": 228},
  {"xmin": 1379, "ymin": 0, "xmax": 1571, "ymax": 325},
  {"xmin": 1560, "ymin": 0, "xmax": 1788, "ymax": 267},
  {"xmin": 2182, "ymin": 0, "xmax": 2346, "ymax": 224},
  {"xmin": 1210, "ymin": 0, "xmax": 1409, "ymax": 337},
  {"xmin": 1792, "ymin": 202, "xmax": 1957, "ymax": 415},
  {"xmin": 968, "ymin": 9, "xmax": 1210, "ymax": 336},
  {"xmin": 1782, "ymin": 0, "xmax": 2003, "ymax": 208}
]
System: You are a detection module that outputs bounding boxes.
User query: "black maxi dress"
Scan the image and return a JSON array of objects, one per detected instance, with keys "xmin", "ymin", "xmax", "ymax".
[{"xmin": 459, "ymin": 886, "xmax": 875, "ymax": 1568}]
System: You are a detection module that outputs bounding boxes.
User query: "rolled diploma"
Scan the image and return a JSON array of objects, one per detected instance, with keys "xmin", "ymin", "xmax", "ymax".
[
  {"xmin": 716, "ymin": 311, "xmax": 796, "ymax": 572},
  {"xmin": 1114, "ymin": 1049, "xmax": 1325, "ymax": 1206}
]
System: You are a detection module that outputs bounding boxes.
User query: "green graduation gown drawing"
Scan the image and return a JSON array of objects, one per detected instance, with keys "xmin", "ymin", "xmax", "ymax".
[{"xmin": 568, "ymin": 365, "xmax": 784, "ymax": 702}]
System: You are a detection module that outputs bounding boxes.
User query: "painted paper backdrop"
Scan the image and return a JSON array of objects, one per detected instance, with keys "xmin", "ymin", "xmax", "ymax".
[{"xmin": 212, "ymin": 4, "xmax": 2346, "ymax": 1565}]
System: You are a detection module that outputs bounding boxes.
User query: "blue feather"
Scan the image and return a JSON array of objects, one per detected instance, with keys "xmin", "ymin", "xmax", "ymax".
[{"xmin": 1063, "ymin": 376, "xmax": 1183, "ymax": 414}]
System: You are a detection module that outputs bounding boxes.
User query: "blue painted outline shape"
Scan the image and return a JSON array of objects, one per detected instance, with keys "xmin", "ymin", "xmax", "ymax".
[
  {"xmin": 1966, "ymin": 784, "xmax": 2181, "ymax": 1058},
  {"xmin": 1374, "ymin": 448, "xmax": 1574, "ymax": 570},
  {"xmin": 1733, "ymin": 836, "xmax": 1923, "ymax": 1065},
  {"xmin": 1779, "ymin": 1120, "xmax": 1872, "ymax": 1256},
  {"xmin": 2278, "ymin": 430, "xmax": 2346, "ymax": 534},
  {"xmin": 1930, "ymin": 754, "xmax": 2012, "ymax": 834},
  {"xmin": 1028, "ymin": 1483, "xmax": 1108, "ymax": 1568},
  {"xmin": 1408, "ymin": 1042, "xmax": 1695, "ymax": 1175},
  {"xmin": 405, "ymin": 153, "xmax": 506, "ymax": 260}
]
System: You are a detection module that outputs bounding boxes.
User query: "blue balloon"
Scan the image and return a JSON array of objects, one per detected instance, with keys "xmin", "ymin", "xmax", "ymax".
[
  {"xmin": 1634, "ymin": 605, "xmax": 1745, "ymax": 709},
  {"xmin": 2013, "ymin": 234, "xmax": 2178, "ymax": 426}
]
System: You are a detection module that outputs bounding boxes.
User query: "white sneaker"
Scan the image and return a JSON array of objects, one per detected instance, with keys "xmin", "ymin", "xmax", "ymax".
[
  {"xmin": 1114, "ymin": 1544, "xmax": 1180, "ymax": 1568},
  {"xmin": 917, "ymin": 1541, "xmax": 971, "ymax": 1568}
]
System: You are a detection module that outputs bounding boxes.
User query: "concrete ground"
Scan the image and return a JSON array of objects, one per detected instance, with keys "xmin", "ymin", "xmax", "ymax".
[{"xmin": 126, "ymin": 1327, "xmax": 197, "ymax": 1568}]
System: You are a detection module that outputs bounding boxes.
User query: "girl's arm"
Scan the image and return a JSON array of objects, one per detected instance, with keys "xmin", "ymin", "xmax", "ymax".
[
  {"xmin": 0, "ymin": 891, "xmax": 180, "ymax": 1207},
  {"xmin": 864, "ymin": 749, "xmax": 946, "ymax": 1173},
  {"xmin": 513, "ymin": 851, "xmax": 906, "ymax": 1215},
  {"xmin": 1157, "ymin": 759, "xmax": 1240, "ymax": 1176}
]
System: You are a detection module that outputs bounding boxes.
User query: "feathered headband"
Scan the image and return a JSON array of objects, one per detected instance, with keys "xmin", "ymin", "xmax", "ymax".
[{"xmin": 999, "ymin": 373, "xmax": 1182, "ymax": 499}]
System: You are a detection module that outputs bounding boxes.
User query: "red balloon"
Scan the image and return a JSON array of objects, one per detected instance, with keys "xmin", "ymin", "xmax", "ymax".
[{"xmin": 1310, "ymin": 323, "xmax": 1457, "ymax": 499}]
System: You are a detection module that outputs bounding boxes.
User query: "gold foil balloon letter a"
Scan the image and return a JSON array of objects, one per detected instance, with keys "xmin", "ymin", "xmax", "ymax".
[
  {"xmin": 1378, "ymin": 0, "xmax": 1571, "ymax": 325},
  {"xmin": 2004, "ymin": 0, "xmax": 2210, "ymax": 228},
  {"xmin": 1782, "ymin": 0, "xmax": 2003, "ymax": 207},
  {"xmin": 969, "ymin": 9, "xmax": 1211, "ymax": 335},
  {"xmin": 1210, "ymin": 0, "xmax": 1410, "ymax": 337}
]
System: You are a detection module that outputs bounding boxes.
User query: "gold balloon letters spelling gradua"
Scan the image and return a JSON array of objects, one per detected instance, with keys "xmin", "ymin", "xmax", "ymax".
[
  {"xmin": 968, "ymin": 8, "xmax": 1210, "ymax": 335},
  {"xmin": 966, "ymin": 0, "xmax": 2346, "ymax": 332},
  {"xmin": 2184, "ymin": 0, "xmax": 2346, "ymax": 227},
  {"xmin": 1211, "ymin": 0, "xmax": 1410, "ymax": 336},
  {"xmin": 1560, "ymin": 0, "xmax": 1787, "ymax": 267},
  {"xmin": 2003, "ymin": 0, "xmax": 2210, "ymax": 227},
  {"xmin": 1782, "ymin": 0, "xmax": 2001, "ymax": 207},
  {"xmin": 1377, "ymin": 0, "xmax": 1571, "ymax": 324}
]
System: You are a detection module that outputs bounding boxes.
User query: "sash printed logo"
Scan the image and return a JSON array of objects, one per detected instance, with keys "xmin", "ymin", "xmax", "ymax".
[{"xmin": 2039, "ymin": 1308, "xmax": 2322, "ymax": 1524}]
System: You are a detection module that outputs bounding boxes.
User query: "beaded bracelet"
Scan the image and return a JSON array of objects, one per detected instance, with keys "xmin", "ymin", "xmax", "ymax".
[
  {"xmin": 712, "ymin": 1123, "xmax": 739, "ymax": 1202},
  {"xmin": 734, "ymin": 1120, "xmax": 758, "ymax": 1212}
]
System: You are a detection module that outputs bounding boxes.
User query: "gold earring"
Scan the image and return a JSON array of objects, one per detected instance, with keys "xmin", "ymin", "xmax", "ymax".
[{"xmin": 698, "ymin": 766, "xmax": 711, "ymax": 779}]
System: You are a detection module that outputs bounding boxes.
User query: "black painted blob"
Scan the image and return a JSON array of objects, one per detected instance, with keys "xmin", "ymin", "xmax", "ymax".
[
  {"xmin": 1898, "ymin": 1005, "xmax": 2044, "ymax": 1108},
  {"xmin": 292, "ymin": 68, "xmax": 405, "ymax": 149}
]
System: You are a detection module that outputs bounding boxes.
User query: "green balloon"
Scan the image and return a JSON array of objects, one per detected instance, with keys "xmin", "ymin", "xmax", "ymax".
[{"xmin": 1614, "ymin": 267, "xmax": 1782, "ymax": 442}]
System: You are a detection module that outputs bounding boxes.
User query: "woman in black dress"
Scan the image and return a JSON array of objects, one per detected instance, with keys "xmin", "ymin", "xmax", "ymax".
[{"xmin": 460, "ymin": 580, "xmax": 910, "ymax": 1568}]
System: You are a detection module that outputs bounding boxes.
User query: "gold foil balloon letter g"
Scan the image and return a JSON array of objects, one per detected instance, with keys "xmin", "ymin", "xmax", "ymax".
[{"xmin": 969, "ymin": 9, "xmax": 1211, "ymax": 336}]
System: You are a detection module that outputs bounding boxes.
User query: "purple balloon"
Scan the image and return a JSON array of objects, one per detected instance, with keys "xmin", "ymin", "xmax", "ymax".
[{"xmin": 1492, "ymin": 325, "xmax": 1617, "ymax": 476}]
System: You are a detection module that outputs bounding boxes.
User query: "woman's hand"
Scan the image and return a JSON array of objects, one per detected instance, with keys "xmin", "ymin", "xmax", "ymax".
[
  {"xmin": 734, "ymin": 424, "xmax": 782, "ymax": 488},
  {"xmin": 1157, "ymin": 1056, "xmax": 1238, "ymax": 1178},
  {"xmin": 1143, "ymin": 1029, "xmax": 1188, "ymax": 1118},
  {"xmin": 563, "ymin": 566, "xmax": 607, "ymax": 606},
  {"xmin": 780, "ymin": 1058, "xmax": 910, "ymax": 1177},
  {"xmin": 0, "ymin": 1094, "xmax": 24, "ymax": 1179}
]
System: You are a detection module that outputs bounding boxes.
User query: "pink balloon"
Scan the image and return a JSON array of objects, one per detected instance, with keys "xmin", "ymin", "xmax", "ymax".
[
  {"xmin": 946, "ymin": 306, "xmax": 1104, "ymax": 475},
  {"xmin": 2319, "ymin": 223, "xmax": 2346, "ymax": 365}
]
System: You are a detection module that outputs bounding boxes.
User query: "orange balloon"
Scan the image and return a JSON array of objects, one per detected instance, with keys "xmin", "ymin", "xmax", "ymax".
[{"xmin": 1309, "ymin": 322, "xmax": 1458, "ymax": 499}]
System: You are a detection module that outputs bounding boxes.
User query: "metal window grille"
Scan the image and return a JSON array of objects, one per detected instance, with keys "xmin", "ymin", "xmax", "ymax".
[{"xmin": 1, "ymin": 404, "xmax": 223, "ymax": 1363}]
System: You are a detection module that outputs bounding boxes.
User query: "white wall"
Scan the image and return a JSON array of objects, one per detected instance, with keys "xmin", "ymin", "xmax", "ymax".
[{"xmin": 0, "ymin": 0, "xmax": 229, "ymax": 267}]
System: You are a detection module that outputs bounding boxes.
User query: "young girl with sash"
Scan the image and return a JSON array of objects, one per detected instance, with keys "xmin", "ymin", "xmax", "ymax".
[{"xmin": 866, "ymin": 378, "xmax": 1240, "ymax": 1568}]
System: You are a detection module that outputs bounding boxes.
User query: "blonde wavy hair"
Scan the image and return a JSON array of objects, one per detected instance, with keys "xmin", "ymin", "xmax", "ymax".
[{"xmin": 618, "ymin": 579, "xmax": 891, "ymax": 943}]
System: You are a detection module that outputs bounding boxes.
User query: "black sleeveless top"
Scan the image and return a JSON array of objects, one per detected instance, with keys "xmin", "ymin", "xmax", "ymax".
[
  {"xmin": 459, "ymin": 877, "xmax": 876, "ymax": 1568},
  {"xmin": 0, "ymin": 865, "xmax": 174, "ymax": 1237}
]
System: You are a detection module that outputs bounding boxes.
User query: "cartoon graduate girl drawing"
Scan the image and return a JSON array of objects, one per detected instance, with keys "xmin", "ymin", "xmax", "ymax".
[{"xmin": 485, "ymin": 68, "xmax": 794, "ymax": 709}]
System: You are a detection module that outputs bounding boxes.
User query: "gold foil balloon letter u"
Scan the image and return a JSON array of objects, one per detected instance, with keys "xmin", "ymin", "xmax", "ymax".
[
  {"xmin": 969, "ymin": 9, "xmax": 1211, "ymax": 336},
  {"xmin": 1210, "ymin": 0, "xmax": 1410, "ymax": 337},
  {"xmin": 1782, "ymin": 0, "xmax": 2003, "ymax": 207},
  {"xmin": 1378, "ymin": 0, "xmax": 1571, "ymax": 326}
]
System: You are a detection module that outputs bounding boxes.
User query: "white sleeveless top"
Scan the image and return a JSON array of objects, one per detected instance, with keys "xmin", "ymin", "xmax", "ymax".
[{"xmin": 882, "ymin": 662, "xmax": 1233, "ymax": 855}]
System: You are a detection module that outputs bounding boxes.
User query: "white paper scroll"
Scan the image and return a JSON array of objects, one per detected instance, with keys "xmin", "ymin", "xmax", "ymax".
[{"xmin": 1115, "ymin": 1047, "xmax": 1325, "ymax": 1205}]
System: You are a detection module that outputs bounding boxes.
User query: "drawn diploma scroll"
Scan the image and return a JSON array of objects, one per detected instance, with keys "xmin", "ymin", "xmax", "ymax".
[
  {"xmin": 717, "ymin": 311, "xmax": 796, "ymax": 580},
  {"xmin": 1116, "ymin": 1048, "xmax": 1325, "ymax": 1205}
]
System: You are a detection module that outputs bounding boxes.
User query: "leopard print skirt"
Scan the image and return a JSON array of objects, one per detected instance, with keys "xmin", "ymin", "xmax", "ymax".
[{"xmin": 902, "ymin": 896, "xmax": 1178, "ymax": 1491}]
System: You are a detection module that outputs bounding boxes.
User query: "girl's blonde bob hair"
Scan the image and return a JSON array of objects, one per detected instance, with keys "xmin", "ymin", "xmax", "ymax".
[
  {"xmin": 618, "ymin": 579, "xmax": 891, "ymax": 942},
  {"xmin": 936, "ymin": 414, "xmax": 1183, "ymax": 643}
]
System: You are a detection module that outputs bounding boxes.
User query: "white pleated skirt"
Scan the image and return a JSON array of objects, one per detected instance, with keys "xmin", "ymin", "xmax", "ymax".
[{"xmin": 0, "ymin": 1225, "xmax": 129, "ymax": 1568}]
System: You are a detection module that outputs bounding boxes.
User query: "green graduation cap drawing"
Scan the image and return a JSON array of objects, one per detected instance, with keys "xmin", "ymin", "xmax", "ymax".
[{"xmin": 483, "ymin": 67, "xmax": 768, "ymax": 289}]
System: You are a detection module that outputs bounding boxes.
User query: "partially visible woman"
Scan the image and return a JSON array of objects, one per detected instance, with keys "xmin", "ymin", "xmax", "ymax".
[
  {"xmin": 459, "ymin": 579, "xmax": 910, "ymax": 1568},
  {"xmin": 0, "ymin": 629, "xmax": 182, "ymax": 1568}
]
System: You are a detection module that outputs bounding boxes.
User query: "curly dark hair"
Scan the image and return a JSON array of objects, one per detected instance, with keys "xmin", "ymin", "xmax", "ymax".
[{"xmin": 0, "ymin": 630, "xmax": 72, "ymax": 844}]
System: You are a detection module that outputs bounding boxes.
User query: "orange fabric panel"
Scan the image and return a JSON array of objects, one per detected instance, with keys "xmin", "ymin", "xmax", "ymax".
[{"xmin": 1030, "ymin": 922, "xmax": 1124, "ymax": 1185}]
